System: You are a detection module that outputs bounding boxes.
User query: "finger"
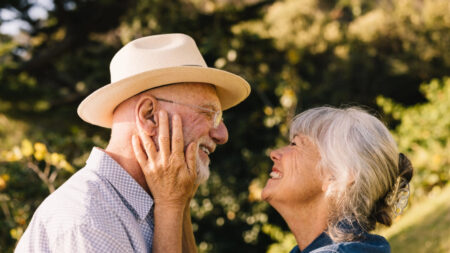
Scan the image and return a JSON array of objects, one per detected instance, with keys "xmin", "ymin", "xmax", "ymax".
[
  {"xmin": 146, "ymin": 135, "xmax": 158, "ymax": 162},
  {"xmin": 132, "ymin": 135, "xmax": 148, "ymax": 168},
  {"xmin": 158, "ymin": 110, "xmax": 170, "ymax": 159},
  {"xmin": 191, "ymin": 154, "xmax": 197, "ymax": 184},
  {"xmin": 138, "ymin": 128, "xmax": 157, "ymax": 162},
  {"xmin": 171, "ymin": 114, "xmax": 184, "ymax": 156},
  {"xmin": 186, "ymin": 141, "xmax": 198, "ymax": 178}
]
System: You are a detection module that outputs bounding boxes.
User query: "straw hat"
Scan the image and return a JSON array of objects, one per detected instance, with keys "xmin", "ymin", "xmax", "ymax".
[{"xmin": 77, "ymin": 33, "xmax": 251, "ymax": 128}]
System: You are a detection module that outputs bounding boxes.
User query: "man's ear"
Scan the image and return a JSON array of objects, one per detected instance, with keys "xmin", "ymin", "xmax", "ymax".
[{"xmin": 135, "ymin": 95, "xmax": 158, "ymax": 136}]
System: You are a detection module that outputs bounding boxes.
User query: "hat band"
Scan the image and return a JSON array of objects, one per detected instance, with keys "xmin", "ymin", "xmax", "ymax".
[{"xmin": 181, "ymin": 64, "xmax": 204, "ymax": 67}]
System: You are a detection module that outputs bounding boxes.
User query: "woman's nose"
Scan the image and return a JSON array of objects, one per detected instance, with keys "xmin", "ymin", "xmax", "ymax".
[{"xmin": 270, "ymin": 149, "xmax": 281, "ymax": 161}]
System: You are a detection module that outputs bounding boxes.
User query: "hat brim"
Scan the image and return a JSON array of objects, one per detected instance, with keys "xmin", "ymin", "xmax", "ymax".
[{"xmin": 77, "ymin": 66, "xmax": 251, "ymax": 128}]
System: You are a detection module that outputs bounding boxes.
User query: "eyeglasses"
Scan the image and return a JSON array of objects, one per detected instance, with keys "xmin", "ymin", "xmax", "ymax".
[{"xmin": 154, "ymin": 97, "xmax": 223, "ymax": 128}]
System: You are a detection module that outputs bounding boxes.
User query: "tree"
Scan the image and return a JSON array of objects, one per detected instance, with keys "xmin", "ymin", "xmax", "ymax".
[
  {"xmin": 1, "ymin": 0, "xmax": 449, "ymax": 252},
  {"xmin": 377, "ymin": 77, "xmax": 450, "ymax": 198}
]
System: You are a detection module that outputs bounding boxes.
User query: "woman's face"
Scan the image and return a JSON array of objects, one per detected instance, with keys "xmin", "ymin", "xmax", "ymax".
[{"xmin": 262, "ymin": 134, "xmax": 326, "ymax": 207}]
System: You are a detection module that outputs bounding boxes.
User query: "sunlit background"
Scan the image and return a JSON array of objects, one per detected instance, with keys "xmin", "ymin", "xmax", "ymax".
[{"xmin": 0, "ymin": 0, "xmax": 449, "ymax": 252}]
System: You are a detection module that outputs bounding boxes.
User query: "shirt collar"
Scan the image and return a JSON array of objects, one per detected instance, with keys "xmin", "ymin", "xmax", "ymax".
[
  {"xmin": 86, "ymin": 147, "xmax": 154, "ymax": 221},
  {"xmin": 295, "ymin": 221, "xmax": 367, "ymax": 253},
  {"xmin": 301, "ymin": 232, "xmax": 333, "ymax": 253}
]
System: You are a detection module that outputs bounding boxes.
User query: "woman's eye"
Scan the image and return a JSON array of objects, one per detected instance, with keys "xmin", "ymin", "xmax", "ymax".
[{"xmin": 289, "ymin": 141, "xmax": 296, "ymax": 146}]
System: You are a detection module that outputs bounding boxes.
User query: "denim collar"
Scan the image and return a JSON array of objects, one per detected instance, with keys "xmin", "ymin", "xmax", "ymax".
[
  {"xmin": 290, "ymin": 221, "xmax": 365, "ymax": 253},
  {"xmin": 302, "ymin": 232, "xmax": 334, "ymax": 253},
  {"xmin": 289, "ymin": 221, "xmax": 390, "ymax": 253}
]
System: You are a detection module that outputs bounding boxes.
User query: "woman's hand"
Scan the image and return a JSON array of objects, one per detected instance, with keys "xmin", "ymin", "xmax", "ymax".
[{"xmin": 132, "ymin": 110, "xmax": 198, "ymax": 209}]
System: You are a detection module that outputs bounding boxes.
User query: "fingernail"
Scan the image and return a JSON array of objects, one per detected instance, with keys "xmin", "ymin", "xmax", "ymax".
[
  {"xmin": 159, "ymin": 110, "xmax": 164, "ymax": 117},
  {"xmin": 173, "ymin": 114, "xmax": 180, "ymax": 121}
]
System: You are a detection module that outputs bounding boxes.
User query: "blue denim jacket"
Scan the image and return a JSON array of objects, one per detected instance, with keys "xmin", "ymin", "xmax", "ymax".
[{"xmin": 289, "ymin": 231, "xmax": 390, "ymax": 253}]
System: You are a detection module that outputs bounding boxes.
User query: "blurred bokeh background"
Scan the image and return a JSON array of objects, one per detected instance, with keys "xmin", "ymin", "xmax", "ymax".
[{"xmin": 0, "ymin": 0, "xmax": 449, "ymax": 252}]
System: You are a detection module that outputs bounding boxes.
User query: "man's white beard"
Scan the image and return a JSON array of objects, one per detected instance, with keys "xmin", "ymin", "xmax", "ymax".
[{"xmin": 196, "ymin": 152, "xmax": 210, "ymax": 184}]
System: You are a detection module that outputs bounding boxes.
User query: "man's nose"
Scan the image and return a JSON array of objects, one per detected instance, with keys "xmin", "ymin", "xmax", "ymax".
[{"xmin": 210, "ymin": 121, "xmax": 228, "ymax": 145}]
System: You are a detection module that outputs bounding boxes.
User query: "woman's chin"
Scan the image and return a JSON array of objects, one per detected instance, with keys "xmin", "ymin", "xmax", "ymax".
[
  {"xmin": 262, "ymin": 178, "xmax": 289, "ymax": 206},
  {"xmin": 261, "ymin": 182, "xmax": 275, "ymax": 202}
]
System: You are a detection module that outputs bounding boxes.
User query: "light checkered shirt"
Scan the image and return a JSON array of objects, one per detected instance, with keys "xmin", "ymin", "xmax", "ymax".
[{"xmin": 15, "ymin": 147, "xmax": 154, "ymax": 252}]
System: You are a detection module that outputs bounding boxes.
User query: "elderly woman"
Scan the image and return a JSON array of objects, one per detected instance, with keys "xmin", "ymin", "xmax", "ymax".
[
  {"xmin": 261, "ymin": 106, "xmax": 413, "ymax": 252},
  {"xmin": 133, "ymin": 106, "xmax": 413, "ymax": 253}
]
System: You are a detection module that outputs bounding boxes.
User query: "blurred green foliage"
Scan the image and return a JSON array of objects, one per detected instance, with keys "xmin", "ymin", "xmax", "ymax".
[
  {"xmin": 0, "ymin": 140, "xmax": 74, "ymax": 250},
  {"xmin": 0, "ymin": 0, "xmax": 449, "ymax": 252},
  {"xmin": 380, "ymin": 184, "xmax": 450, "ymax": 253},
  {"xmin": 378, "ymin": 77, "xmax": 450, "ymax": 199}
]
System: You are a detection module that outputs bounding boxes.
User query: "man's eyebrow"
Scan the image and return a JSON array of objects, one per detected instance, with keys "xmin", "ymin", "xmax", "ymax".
[{"xmin": 199, "ymin": 103, "xmax": 220, "ymax": 111}]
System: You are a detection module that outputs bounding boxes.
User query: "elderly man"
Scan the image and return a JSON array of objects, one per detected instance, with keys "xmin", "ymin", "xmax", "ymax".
[{"xmin": 15, "ymin": 34, "xmax": 250, "ymax": 252}]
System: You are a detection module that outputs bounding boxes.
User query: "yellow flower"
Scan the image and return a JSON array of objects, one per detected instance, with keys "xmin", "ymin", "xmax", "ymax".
[
  {"xmin": 0, "ymin": 177, "xmax": 6, "ymax": 191},
  {"xmin": 49, "ymin": 153, "xmax": 63, "ymax": 166},
  {"xmin": 4, "ymin": 147, "xmax": 23, "ymax": 162},
  {"xmin": 10, "ymin": 227, "xmax": 24, "ymax": 240},
  {"xmin": 21, "ymin": 139, "xmax": 34, "ymax": 157},
  {"xmin": 60, "ymin": 160, "xmax": 75, "ymax": 173},
  {"xmin": 1, "ymin": 174, "xmax": 10, "ymax": 182},
  {"xmin": 33, "ymin": 142, "xmax": 47, "ymax": 161}
]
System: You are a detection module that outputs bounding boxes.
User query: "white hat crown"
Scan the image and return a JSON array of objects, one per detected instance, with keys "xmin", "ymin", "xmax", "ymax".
[
  {"xmin": 110, "ymin": 34, "xmax": 207, "ymax": 83},
  {"xmin": 78, "ymin": 33, "xmax": 250, "ymax": 128}
]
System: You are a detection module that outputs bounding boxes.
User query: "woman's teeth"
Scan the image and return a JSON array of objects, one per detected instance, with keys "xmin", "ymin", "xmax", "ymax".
[{"xmin": 270, "ymin": 171, "xmax": 282, "ymax": 179}]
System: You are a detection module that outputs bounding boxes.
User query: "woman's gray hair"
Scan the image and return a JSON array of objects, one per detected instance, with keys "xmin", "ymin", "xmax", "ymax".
[{"xmin": 290, "ymin": 106, "xmax": 413, "ymax": 241}]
